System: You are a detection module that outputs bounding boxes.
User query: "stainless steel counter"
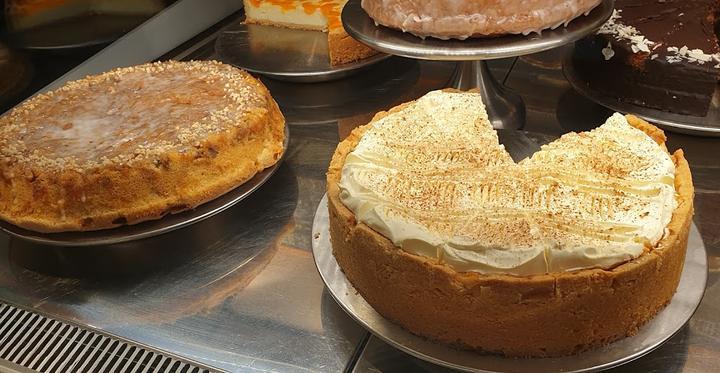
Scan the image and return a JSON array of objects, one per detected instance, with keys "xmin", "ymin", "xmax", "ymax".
[{"xmin": 0, "ymin": 8, "xmax": 718, "ymax": 373}]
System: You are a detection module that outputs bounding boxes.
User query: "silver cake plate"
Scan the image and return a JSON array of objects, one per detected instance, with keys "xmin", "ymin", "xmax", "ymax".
[
  {"xmin": 215, "ymin": 22, "xmax": 390, "ymax": 83},
  {"xmin": 563, "ymin": 51, "xmax": 720, "ymax": 137},
  {"xmin": 312, "ymin": 194, "xmax": 708, "ymax": 373},
  {"xmin": 340, "ymin": 0, "xmax": 613, "ymax": 130},
  {"xmin": 0, "ymin": 124, "xmax": 290, "ymax": 247},
  {"xmin": 341, "ymin": 0, "xmax": 614, "ymax": 61}
]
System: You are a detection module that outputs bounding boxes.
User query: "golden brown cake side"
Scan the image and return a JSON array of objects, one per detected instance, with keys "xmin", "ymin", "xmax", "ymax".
[
  {"xmin": 0, "ymin": 61, "xmax": 285, "ymax": 232},
  {"xmin": 326, "ymin": 114, "xmax": 693, "ymax": 357},
  {"xmin": 328, "ymin": 27, "xmax": 379, "ymax": 65}
]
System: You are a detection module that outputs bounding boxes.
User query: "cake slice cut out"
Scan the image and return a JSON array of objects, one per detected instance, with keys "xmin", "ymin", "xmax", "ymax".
[
  {"xmin": 326, "ymin": 89, "xmax": 693, "ymax": 357},
  {"xmin": 337, "ymin": 90, "xmax": 677, "ymax": 275}
]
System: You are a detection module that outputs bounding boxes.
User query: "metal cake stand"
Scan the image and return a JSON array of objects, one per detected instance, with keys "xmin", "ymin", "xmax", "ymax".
[
  {"xmin": 342, "ymin": 0, "xmax": 614, "ymax": 129},
  {"xmin": 0, "ymin": 124, "xmax": 290, "ymax": 247},
  {"xmin": 563, "ymin": 52, "xmax": 720, "ymax": 137},
  {"xmin": 215, "ymin": 23, "xmax": 390, "ymax": 83},
  {"xmin": 312, "ymin": 194, "xmax": 708, "ymax": 373}
]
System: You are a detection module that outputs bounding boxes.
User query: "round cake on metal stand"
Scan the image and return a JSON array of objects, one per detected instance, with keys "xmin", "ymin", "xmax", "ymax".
[
  {"xmin": 563, "ymin": 52, "xmax": 720, "ymax": 137},
  {"xmin": 311, "ymin": 194, "xmax": 708, "ymax": 373},
  {"xmin": 341, "ymin": 0, "xmax": 614, "ymax": 129},
  {"xmin": 0, "ymin": 125, "xmax": 289, "ymax": 247}
]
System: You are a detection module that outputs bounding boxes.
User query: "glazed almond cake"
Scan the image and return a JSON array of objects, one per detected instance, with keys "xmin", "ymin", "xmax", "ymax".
[
  {"xmin": 0, "ymin": 60, "xmax": 285, "ymax": 233},
  {"xmin": 361, "ymin": 0, "xmax": 602, "ymax": 39},
  {"xmin": 327, "ymin": 90, "xmax": 694, "ymax": 357}
]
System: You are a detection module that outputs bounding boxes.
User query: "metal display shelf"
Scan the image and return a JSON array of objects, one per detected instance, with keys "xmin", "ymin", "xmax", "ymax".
[{"xmin": 0, "ymin": 1, "xmax": 718, "ymax": 372}]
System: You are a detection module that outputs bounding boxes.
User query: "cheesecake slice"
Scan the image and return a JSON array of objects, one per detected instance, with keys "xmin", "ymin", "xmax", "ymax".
[{"xmin": 243, "ymin": 0, "xmax": 378, "ymax": 65}]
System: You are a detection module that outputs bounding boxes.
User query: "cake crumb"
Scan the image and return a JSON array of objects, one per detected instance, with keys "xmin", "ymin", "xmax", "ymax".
[{"xmin": 602, "ymin": 42, "xmax": 615, "ymax": 60}]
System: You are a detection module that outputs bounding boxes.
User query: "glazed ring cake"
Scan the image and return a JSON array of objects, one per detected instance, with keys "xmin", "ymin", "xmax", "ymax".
[
  {"xmin": 0, "ymin": 60, "xmax": 285, "ymax": 233},
  {"xmin": 327, "ymin": 90, "xmax": 694, "ymax": 357},
  {"xmin": 361, "ymin": 0, "xmax": 602, "ymax": 39}
]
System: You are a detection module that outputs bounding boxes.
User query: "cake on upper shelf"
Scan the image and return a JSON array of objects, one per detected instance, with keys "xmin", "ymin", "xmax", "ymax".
[
  {"xmin": 243, "ymin": 0, "xmax": 379, "ymax": 65},
  {"xmin": 573, "ymin": 0, "xmax": 720, "ymax": 116},
  {"xmin": 360, "ymin": 0, "xmax": 602, "ymax": 40}
]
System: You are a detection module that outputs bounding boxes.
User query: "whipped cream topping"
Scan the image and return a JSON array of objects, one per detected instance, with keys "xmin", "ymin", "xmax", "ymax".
[{"xmin": 338, "ymin": 91, "xmax": 677, "ymax": 275}]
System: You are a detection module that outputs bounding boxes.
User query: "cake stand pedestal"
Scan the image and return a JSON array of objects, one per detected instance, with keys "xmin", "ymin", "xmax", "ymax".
[{"xmin": 342, "ymin": 0, "xmax": 614, "ymax": 129}]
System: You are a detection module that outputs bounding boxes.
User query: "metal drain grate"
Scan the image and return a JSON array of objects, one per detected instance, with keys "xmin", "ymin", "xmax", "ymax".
[{"xmin": 0, "ymin": 303, "xmax": 216, "ymax": 373}]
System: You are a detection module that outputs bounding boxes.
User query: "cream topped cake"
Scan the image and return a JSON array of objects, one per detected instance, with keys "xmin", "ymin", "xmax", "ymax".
[
  {"xmin": 327, "ymin": 89, "xmax": 694, "ymax": 356},
  {"xmin": 243, "ymin": 0, "xmax": 378, "ymax": 65},
  {"xmin": 338, "ymin": 91, "xmax": 676, "ymax": 275}
]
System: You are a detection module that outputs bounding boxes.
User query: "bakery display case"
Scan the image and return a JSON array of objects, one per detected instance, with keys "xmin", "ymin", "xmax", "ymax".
[{"xmin": 0, "ymin": 0, "xmax": 719, "ymax": 372}]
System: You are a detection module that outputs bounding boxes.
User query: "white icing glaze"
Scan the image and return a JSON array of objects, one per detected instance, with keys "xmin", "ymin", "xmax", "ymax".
[{"xmin": 361, "ymin": 0, "xmax": 602, "ymax": 39}]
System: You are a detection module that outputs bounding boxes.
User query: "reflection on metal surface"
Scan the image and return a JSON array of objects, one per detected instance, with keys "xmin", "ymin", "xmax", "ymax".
[
  {"xmin": 563, "ymin": 51, "xmax": 720, "ymax": 137},
  {"xmin": 6, "ymin": 14, "xmax": 160, "ymax": 51},
  {"xmin": 215, "ymin": 23, "xmax": 390, "ymax": 82},
  {"xmin": 0, "ymin": 44, "xmax": 33, "ymax": 110},
  {"xmin": 41, "ymin": 0, "xmax": 244, "ymax": 92},
  {"xmin": 0, "ymin": 124, "xmax": 290, "ymax": 247},
  {"xmin": 0, "ymin": 124, "xmax": 368, "ymax": 371},
  {"xmin": 262, "ymin": 57, "xmax": 421, "ymax": 125},
  {"xmin": 494, "ymin": 130, "xmax": 543, "ymax": 162},
  {"xmin": 313, "ymin": 194, "xmax": 708, "ymax": 372},
  {"xmin": 6, "ymin": 167, "xmax": 297, "ymax": 326}
]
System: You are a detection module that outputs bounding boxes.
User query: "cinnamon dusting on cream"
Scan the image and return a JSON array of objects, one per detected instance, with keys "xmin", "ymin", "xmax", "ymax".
[{"xmin": 338, "ymin": 91, "xmax": 677, "ymax": 275}]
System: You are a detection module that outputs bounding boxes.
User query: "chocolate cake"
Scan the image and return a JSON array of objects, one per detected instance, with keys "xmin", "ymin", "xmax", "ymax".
[{"xmin": 572, "ymin": 0, "xmax": 720, "ymax": 116}]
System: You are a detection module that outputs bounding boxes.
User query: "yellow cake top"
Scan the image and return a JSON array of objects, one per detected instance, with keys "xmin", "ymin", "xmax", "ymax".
[{"xmin": 247, "ymin": 0, "xmax": 345, "ymax": 29}]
